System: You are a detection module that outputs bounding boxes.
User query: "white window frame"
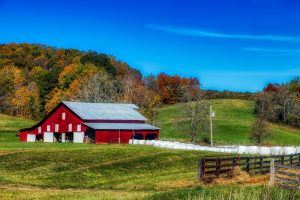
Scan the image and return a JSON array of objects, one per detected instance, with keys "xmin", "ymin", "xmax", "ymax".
[
  {"xmin": 47, "ymin": 125, "xmax": 50, "ymax": 132},
  {"xmin": 38, "ymin": 126, "xmax": 41, "ymax": 134},
  {"xmin": 77, "ymin": 124, "xmax": 81, "ymax": 132},
  {"xmin": 62, "ymin": 112, "xmax": 66, "ymax": 120},
  {"xmin": 55, "ymin": 124, "xmax": 59, "ymax": 132},
  {"xmin": 68, "ymin": 124, "xmax": 72, "ymax": 132}
]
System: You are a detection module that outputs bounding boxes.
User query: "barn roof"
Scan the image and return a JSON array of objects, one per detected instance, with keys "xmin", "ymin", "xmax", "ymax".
[
  {"xmin": 84, "ymin": 123, "xmax": 159, "ymax": 130},
  {"xmin": 62, "ymin": 101, "xmax": 147, "ymax": 121}
]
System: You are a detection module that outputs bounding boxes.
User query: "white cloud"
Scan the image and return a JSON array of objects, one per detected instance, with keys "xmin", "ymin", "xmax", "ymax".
[
  {"xmin": 146, "ymin": 24, "xmax": 300, "ymax": 42},
  {"xmin": 200, "ymin": 69, "xmax": 300, "ymax": 77},
  {"xmin": 242, "ymin": 47, "xmax": 300, "ymax": 56}
]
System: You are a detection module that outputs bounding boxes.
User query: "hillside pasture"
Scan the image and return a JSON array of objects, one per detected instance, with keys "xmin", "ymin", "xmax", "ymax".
[
  {"xmin": 158, "ymin": 99, "xmax": 300, "ymax": 145},
  {"xmin": 0, "ymin": 103, "xmax": 300, "ymax": 199}
]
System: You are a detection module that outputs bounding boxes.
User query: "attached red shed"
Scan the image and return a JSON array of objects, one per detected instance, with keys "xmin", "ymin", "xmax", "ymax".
[{"xmin": 20, "ymin": 102, "xmax": 159, "ymax": 144}]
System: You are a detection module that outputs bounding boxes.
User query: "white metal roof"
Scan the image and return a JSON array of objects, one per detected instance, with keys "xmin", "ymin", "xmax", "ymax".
[
  {"xmin": 84, "ymin": 123, "xmax": 159, "ymax": 130},
  {"xmin": 62, "ymin": 101, "xmax": 147, "ymax": 121}
]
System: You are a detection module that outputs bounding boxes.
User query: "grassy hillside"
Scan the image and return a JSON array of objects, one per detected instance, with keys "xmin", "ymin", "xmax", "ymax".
[
  {"xmin": 0, "ymin": 105, "xmax": 299, "ymax": 199},
  {"xmin": 158, "ymin": 99, "xmax": 300, "ymax": 145}
]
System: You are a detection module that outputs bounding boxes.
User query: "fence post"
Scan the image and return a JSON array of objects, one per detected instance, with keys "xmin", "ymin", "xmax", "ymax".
[
  {"xmin": 260, "ymin": 156, "xmax": 263, "ymax": 174},
  {"xmin": 216, "ymin": 158, "xmax": 221, "ymax": 178},
  {"xmin": 246, "ymin": 157, "xmax": 250, "ymax": 173},
  {"xmin": 281, "ymin": 155, "xmax": 284, "ymax": 164},
  {"xmin": 197, "ymin": 159, "xmax": 203, "ymax": 180},
  {"xmin": 290, "ymin": 155, "xmax": 293, "ymax": 165},
  {"xmin": 269, "ymin": 158, "xmax": 275, "ymax": 185}
]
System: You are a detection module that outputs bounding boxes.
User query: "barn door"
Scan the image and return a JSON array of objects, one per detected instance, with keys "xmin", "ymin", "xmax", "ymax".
[
  {"xmin": 74, "ymin": 132, "xmax": 84, "ymax": 143},
  {"xmin": 27, "ymin": 134, "xmax": 36, "ymax": 142},
  {"xmin": 44, "ymin": 132, "xmax": 54, "ymax": 142}
]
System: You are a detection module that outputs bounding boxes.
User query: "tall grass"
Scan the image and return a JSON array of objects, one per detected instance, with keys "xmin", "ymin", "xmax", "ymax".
[{"xmin": 148, "ymin": 185, "xmax": 299, "ymax": 200}]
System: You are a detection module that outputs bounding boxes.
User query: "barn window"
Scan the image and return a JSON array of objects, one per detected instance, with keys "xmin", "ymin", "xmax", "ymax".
[
  {"xmin": 62, "ymin": 112, "xmax": 66, "ymax": 120},
  {"xmin": 47, "ymin": 125, "xmax": 50, "ymax": 132},
  {"xmin": 55, "ymin": 124, "xmax": 59, "ymax": 132},
  {"xmin": 68, "ymin": 124, "xmax": 72, "ymax": 132},
  {"xmin": 77, "ymin": 124, "xmax": 81, "ymax": 132},
  {"xmin": 38, "ymin": 126, "xmax": 41, "ymax": 133}
]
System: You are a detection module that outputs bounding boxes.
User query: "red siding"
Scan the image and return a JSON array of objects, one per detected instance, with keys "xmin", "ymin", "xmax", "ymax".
[
  {"xmin": 19, "ymin": 103, "xmax": 160, "ymax": 144},
  {"xmin": 19, "ymin": 104, "xmax": 86, "ymax": 139},
  {"xmin": 19, "ymin": 131, "xmax": 28, "ymax": 142}
]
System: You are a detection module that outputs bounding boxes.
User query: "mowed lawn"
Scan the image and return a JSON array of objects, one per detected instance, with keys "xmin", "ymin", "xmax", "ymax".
[
  {"xmin": 0, "ymin": 114, "xmax": 217, "ymax": 199},
  {"xmin": 0, "ymin": 108, "xmax": 299, "ymax": 199},
  {"xmin": 158, "ymin": 99, "xmax": 300, "ymax": 145}
]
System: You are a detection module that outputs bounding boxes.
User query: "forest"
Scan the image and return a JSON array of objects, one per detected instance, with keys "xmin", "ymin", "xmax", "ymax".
[
  {"xmin": 0, "ymin": 43, "xmax": 200, "ymax": 121},
  {"xmin": 255, "ymin": 79, "xmax": 300, "ymax": 129}
]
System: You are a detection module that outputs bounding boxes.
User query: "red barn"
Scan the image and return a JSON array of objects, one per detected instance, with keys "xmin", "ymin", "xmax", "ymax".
[{"xmin": 19, "ymin": 102, "xmax": 159, "ymax": 144}]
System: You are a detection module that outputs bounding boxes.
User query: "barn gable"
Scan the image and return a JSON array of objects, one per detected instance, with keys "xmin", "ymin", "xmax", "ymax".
[{"xmin": 20, "ymin": 103, "xmax": 84, "ymax": 134}]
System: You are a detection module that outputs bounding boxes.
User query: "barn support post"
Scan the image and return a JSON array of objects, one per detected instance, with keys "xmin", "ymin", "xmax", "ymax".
[
  {"xmin": 132, "ymin": 129, "xmax": 135, "ymax": 144},
  {"xmin": 118, "ymin": 129, "xmax": 121, "ymax": 144}
]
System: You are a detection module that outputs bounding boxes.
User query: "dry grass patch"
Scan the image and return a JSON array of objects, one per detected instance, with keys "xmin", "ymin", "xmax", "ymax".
[{"xmin": 202, "ymin": 167, "xmax": 269, "ymax": 186}]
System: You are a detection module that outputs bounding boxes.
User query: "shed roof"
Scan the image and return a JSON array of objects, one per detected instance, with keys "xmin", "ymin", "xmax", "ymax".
[
  {"xmin": 84, "ymin": 123, "xmax": 159, "ymax": 130},
  {"xmin": 62, "ymin": 101, "xmax": 147, "ymax": 121}
]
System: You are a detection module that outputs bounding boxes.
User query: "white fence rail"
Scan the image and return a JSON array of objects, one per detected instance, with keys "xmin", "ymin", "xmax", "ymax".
[{"xmin": 129, "ymin": 139, "xmax": 300, "ymax": 155}]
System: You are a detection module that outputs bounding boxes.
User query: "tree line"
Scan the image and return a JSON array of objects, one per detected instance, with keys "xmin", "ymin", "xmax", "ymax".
[
  {"xmin": 0, "ymin": 43, "xmax": 200, "ymax": 122},
  {"xmin": 252, "ymin": 78, "xmax": 300, "ymax": 144}
]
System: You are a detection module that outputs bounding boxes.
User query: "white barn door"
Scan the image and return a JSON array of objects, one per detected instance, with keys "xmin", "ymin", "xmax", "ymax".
[
  {"xmin": 61, "ymin": 133, "xmax": 66, "ymax": 143},
  {"xmin": 73, "ymin": 132, "xmax": 84, "ymax": 143},
  {"xmin": 27, "ymin": 134, "xmax": 36, "ymax": 142},
  {"xmin": 44, "ymin": 132, "xmax": 54, "ymax": 142}
]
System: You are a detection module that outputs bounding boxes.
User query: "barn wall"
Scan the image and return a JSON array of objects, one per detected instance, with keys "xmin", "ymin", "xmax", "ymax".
[
  {"xmin": 19, "ymin": 104, "xmax": 88, "ymax": 142},
  {"xmin": 19, "ymin": 131, "xmax": 28, "ymax": 142},
  {"xmin": 95, "ymin": 130, "xmax": 159, "ymax": 144},
  {"xmin": 23, "ymin": 105, "xmax": 86, "ymax": 135}
]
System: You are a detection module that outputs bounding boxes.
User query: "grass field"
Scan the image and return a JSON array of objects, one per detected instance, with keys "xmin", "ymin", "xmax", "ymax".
[
  {"xmin": 0, "ymin": 101, "xmax": 300, "ymax": 199},
  {"xmin": 158, "ymin": 99, "xmax": 300, "ymax": 145}
]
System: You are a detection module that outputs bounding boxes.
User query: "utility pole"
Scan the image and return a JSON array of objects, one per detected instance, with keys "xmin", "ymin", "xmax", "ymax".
[{"xmin": 210, "ymin": 105, "xmax": 215, "ymax": 146}]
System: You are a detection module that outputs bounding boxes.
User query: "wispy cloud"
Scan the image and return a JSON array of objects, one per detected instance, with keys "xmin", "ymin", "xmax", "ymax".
[
  {"xmin": 146, "ymin": 24, "xmax": 300, "ymax": 42},
  {"xmin": 201, "ymin": 69, "xmax": 300, "ymax": 77},
  {"xmin": 242, "ymin": 47, "xmax": 300, "ymax": 56}
]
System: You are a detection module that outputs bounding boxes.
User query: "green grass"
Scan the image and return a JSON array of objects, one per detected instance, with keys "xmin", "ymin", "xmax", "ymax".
[
  {"xmin": 158, "ymin": 99, "xmax": 300, "ymax": 145},
  {"xmin": 0, "ymin": 114, "xmax": 214, "ymax": 199},
  {"xmin": 0, "ymin": 103, "xmax": 299, "ymax": 199}
]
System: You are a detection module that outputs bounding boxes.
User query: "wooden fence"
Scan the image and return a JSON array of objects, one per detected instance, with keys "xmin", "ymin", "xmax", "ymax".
[
  {"xmin": 270, "ymin": 158, "xmax": 300, "ymax": 189},
  {"xmin": 197, "ymin": 153, "xmax": 300, "ymax": 180}
]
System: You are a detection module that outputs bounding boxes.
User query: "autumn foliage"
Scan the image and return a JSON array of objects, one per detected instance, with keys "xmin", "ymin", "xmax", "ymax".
[
  {"xmin": 0, "ymin": 43, "xmax": 201, "ymax": 121},
  {"xmin": 256, "ymin": 78, "xmax": 300, "ymax": 129}
]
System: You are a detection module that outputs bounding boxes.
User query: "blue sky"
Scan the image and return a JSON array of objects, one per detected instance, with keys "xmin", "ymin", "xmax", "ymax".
[{"xmin": 1, "ymin": 0, "xmax": 300, "ymax": 92}]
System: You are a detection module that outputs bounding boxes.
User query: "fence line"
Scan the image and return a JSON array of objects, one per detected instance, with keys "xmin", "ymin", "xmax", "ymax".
[
  {"xmin": 198, "ymin": 153, "xmax": 300, "ymax": 180},
  {"xmin": 269, "ymin": 158, "xmax": 300, "ymax": 189},
  {"xmin": 129, "ymin": 139, "xmax": 300, "ymax": 155}
]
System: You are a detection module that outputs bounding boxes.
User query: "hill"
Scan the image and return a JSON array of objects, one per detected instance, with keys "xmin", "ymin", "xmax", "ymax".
[
  {"xmin": 158, "ymin": 99, "xmax": 300, "ymax": 145},
  {"xmin": 0, "ymin": 43, "xmax": 201, "ymax": 122},
  {"xmin": 0, "ymin": 114, "xmax": 298, "ymax": 199}
]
